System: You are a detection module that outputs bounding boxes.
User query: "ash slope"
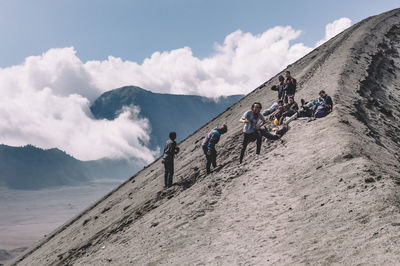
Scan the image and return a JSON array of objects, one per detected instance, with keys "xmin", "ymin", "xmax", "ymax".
[{"xmin": 13, "ymin": 9, "xmax": 400, "ymax": 266}]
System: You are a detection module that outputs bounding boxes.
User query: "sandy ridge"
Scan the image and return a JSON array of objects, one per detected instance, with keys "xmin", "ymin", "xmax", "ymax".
[{"xmin": 11, "ymin": 8, "xmax": 400, "ymax": 266}]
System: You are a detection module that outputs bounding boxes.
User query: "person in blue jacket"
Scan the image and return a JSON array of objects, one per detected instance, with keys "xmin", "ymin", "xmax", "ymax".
[
  {"xmin": 201, "ymin": 124, "xmax": 228, "ymax": 174},
  {"xmin": 300, "ymin": 90, "xmax": 333, "ymax": 118}
]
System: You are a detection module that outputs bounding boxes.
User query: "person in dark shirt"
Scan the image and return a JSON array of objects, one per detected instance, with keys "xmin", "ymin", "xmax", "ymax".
[
  {"xmin": 162, "ymin": 132, "xmax": 180, "ymax": 188},
  {"xmin": 270, "ymin": 75, "xmax": 285, "ymax": 100},
  {"xmin": 283, "ymin": 71, "xmax": 297, "ymax": 103},
  {"xmin": 268, "ymin": 100, "xmax": 285, "ymax": 122},
  {"xmin": 201, "ymin": 124, "xmax": 228, "ymax": 174},
  {"xmin": 279, "ymin": 96, "xmax": 299, "ymax": 125},
  {"xmin": 314, "ymin": 90, "xmax": 333, "ymax": 118},
  {"xmin": 300, "ymin": 90, "xmax": 333, "ymax": 118}
]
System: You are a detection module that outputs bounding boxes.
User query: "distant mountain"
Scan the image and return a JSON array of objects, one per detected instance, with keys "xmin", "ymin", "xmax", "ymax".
[
  {"xmin": 0, "ymin": 144, "xmax": 89, "ymax": 189},
  {"xmin": 0, "ymin": 88, "xmax": 241, "ymax": 189},
  {"xmin": 0, "ymin": 144, "xmax": 141, "ymax": 190},
  {"xmin": 90, "ymin": 86, "xmax": 243, "ymax": 150}
]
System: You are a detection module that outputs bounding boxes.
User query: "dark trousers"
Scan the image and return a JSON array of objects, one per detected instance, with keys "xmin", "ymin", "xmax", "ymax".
[
  {"xmin": 164, "ymin": 160, "xmax": 174, "ymax": 187},
  {"xmin": 260, "ymin": 127, "xmax": 280, "ymax": 140},
  {"xmin": 203, "ymin": 146, "xmax": 217, "ymax": 174},
  {"xmin": 240, "ymin": 131, "xmax": 262, "ymax": 163}
]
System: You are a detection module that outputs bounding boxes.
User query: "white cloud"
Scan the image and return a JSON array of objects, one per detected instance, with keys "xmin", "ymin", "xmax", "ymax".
[
  {"xmin": 0, "ymin": 51, "xmax": 156, "ymax": 162},
  {"xmin": 85, "ymin": 26, "xmax": 313, "ymax": 97},
  {"xmin": 0, "ymin": 18, "xmax": 351, "ymax": 161},
  {"xmin": 316, "ymin": 17, "xmax": 352, "ymax": 47}
]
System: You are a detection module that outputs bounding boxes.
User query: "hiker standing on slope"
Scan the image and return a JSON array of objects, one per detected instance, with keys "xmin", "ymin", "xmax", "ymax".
[
  {"xmin": 201, "ymin": 124, "xmax": 228, "ymax": 174},
  {"xmin": 239, "ymin": 102, "xmax": 266, "ymax": 163},
  {"xmin": 283, "ymin": 71, "xmax": 297, "ymax": 103},
  {"xmin": 263, "ymin": 75, "xmax": 286, "ymax": 116},
  {"xmin": 270, "ymin": 75, "xmax": 286, "ymax": 101},
  {"xmin": 162, "ymin": 132, "xmax": 180, "ymax": 188}
]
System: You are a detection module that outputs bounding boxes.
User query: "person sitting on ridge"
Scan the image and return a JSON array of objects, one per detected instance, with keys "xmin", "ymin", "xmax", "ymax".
[
  {"xmin": 268, "ymin": 100, "xmax": 285, "ymax": 123},
  {"xmin": 300, "ymin": 90, "xmax": 333, "ymax": 118},
  {"xmin": 239, "ymin": 102, "xmax": 266, "ymax": 164},
  {"xmin": 201, "ymin": 124, "xmax": 228, "ymax": 174},
  {"xmin": 162, "ymin": 132, "xmax": 180, "ymax": 188},
  {"xmin": 279, "ymin": 96, "xmax": 299, "ymax": 125}
]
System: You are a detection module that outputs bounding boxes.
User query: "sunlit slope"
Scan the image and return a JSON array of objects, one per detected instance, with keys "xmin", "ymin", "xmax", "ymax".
[{"xmin": 13, "ymin": 8, "xmax": 400, "ymax": 266}]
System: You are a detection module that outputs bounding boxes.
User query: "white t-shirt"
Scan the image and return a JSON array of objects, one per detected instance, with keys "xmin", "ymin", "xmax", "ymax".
[{"xmin": 241, "ymin": 110, "xmax": 265, "ymax": 133}]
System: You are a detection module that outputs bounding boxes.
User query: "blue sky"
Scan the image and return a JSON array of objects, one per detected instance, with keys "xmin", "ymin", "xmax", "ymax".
[
  {"xmin": 0, "ymin": 1, "xmax": 398, "ymax": 161},
  {"xmin": 0, "ymin": 0, "xmax": 398, "ymax": 67}
]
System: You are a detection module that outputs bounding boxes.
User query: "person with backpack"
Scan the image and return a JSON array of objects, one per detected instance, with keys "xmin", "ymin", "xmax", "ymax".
[
  {"xmin": 239, "ymin": 102, "xmax": 266, "ymax": 163},
  {"xmin": 201, "ymin": 124, "xmax": 228, "ymax": 174},
  {"xmin": 283, "ymin": 71, "xmax": 297, "ymax": 103},
  {"xmin": 162, "ymin": 132, "xmax": 180, "ymax": 188}
]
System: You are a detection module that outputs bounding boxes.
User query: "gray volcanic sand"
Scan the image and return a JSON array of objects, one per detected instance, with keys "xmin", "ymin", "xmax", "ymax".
[
  {"xmin": 0, "ymin": 181, "xmax": 118, "ymax": 264},
  {"xmin": 12, "ymin": 8, "xmax": 400, "ymax": 266}
]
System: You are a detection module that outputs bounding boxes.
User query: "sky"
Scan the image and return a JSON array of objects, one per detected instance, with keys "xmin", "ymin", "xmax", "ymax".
[{"xmin": 0, "ymin": 1, "xmax": 398, "ymax": 163}]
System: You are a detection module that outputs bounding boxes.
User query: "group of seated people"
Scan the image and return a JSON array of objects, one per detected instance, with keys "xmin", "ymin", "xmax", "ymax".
[
  {"xmin": 238, "ymin": 72, "xmax": 333, "ymax": 163},
  {"xmin": 263, "ymin": 89, "xmax": 333, "ymax": 127}
]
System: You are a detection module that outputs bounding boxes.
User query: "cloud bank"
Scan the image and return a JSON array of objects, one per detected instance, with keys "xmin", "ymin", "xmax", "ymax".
[
  {"xmin": 316, "ymin": 18, "xmax": 352, "ymax": 47},
  {"xmin": 0, "ymin": 18, "xmax": 351, "ymax": 161}
]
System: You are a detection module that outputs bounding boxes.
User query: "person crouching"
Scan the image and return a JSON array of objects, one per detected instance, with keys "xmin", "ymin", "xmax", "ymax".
[{"xmin": 201, "ymin": 124, "xmax": 228, "ymax": 174}]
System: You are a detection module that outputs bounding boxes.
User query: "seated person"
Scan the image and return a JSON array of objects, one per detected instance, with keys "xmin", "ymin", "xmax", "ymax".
[
  {"xmin": 314, "ymin": 90, "xmax": 333, "ymax": 118},
  {"xmin": 279, "ymin": 96, "xmax": 299, "ymax": 125},
  {"xmin": 262, "ymin": 101, "xmax": 280, "ymax": 116},
  {"xmin": 267, "ymin": 100, "xmax": 285, "ymax": 121},
  {"xmin": 270, "ymin": 75, "xmax": 285, "ymax": 100},
  {"xmin": 300, "ymin": 90, "xmax": 333, "ymax": 118}
]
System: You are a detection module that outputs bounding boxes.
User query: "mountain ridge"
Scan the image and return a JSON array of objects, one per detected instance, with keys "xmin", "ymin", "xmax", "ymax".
[
  {"xmin": 0, "ymin": 89, "xmax": 241, "ymax": 190},
  {"xmin": 12, "ymin": 8, "xmax": 400, "ymax": 265},
  {"xmin": 90, "ymin": 85, "xmax": 243, "ymax": 149}
]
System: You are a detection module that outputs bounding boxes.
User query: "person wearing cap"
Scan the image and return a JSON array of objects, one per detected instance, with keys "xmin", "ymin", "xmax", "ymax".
[
  {"xmin": 201, "ymin": 124, "xmax": 228, "ymax": 174},
  {"xmin": 239, "ymin": 102, "xmax": 266, "ymax": 163},
  {"xmin": 162, "ymin": 132, "xmax": 180, "ymax": 188}
]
